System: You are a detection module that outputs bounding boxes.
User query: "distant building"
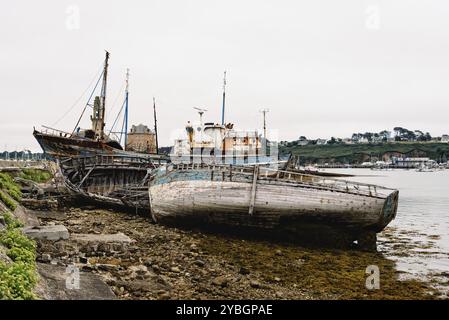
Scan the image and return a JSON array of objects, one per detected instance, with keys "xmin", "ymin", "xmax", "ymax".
[
  {"xmin": 126, "ymin": 124, "xmax": 157, "ymax": 154},
  {"xmin": 297, "ymin": 137, "xmax": 309, "ymax": 146},
  {"xmin": 392, "ymin": 157, "xmax": 431, "ymax": 168},
  {"xmin": 316, "ymin": 139, "xmax": 327, "ymax": 145},
  {"xmin": 358, "ymin": 137, "xmax": 369, "ymax": 144},
  {"xmin": 441, "ymin": 135, "xmax": 449, "ymax": 143}
]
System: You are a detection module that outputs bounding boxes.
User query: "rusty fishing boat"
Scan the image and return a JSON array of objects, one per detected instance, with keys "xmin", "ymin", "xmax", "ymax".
[{"xmin": 33, "ymin": 52, "xmax": 167, "ymax": 208}]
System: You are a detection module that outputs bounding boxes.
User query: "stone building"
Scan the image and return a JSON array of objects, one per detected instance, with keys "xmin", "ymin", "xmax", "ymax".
[{"xmin": 126, "ymin": 124, "xmax": 157, "ymax": 154}]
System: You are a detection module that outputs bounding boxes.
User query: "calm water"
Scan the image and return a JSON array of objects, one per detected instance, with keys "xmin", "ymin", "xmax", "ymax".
[{"xmin": 332, "ymin": 168, "xmax": 449, "ymax": 290}]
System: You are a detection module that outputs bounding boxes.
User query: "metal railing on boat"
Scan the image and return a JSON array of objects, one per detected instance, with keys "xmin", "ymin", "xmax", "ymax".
[{"xmin": 167, "ymin": 163, "xmax": 395, "ymax": 198}]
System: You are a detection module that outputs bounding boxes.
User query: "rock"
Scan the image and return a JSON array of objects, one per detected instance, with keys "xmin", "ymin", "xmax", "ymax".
[
  {"xmin": 96, "ymin": 264, "xmax": 119, "ymax": 272},
  {"xmin": 194, "ymin": 260, "xmax": 205, "ymax": 267},
  {"xmin": 23, "ymin": 225, "xmax": 69, "ymax": 241},
  {"xmin": 39, "ymin": 253, "xmax": 52, "ymax": 263},
  {"xmin": 0, "ymin": 215, "xmax": 6, "ymax": 228},
  {"xmin": 79, "ymin": 256, "xmax": 88, "ymax": 264},
  {"xmin": 13, "ymin": 204, "xmax": 40, "ymax": 227},
  {"xmin": 117, "ymin": 278, "xmax": 171, "ymax": 293},
  {"xmin": 170, "ymin": 266, "xmax": 181, "ymax": 273},
  {"xmin": 249, "ymin": 280, "xmax": 262, "ymax": 288},
  {"xmin": 0, "ymin": 246, "xmax": 12, "ymax": 265},
  {"xmin": 239, "ymin": 266, "xmax": 250, "ymax": 275},
  {"xmin": 20, "ymin": 198, "xmax": 58, "ymax": 212},
  {"xmin": 36, "ymin": 263, "xmax": 116, "ymax": 300},
  {"xmin": 274, "ymin": 277, "xmax": 281, "ymax": 282},
  {"xmin": 275, "ymin": 291, "xmax": 283, "ymax": 298},
  {"xmin": 275, "ymin": 249, "xmax": 283, "ymax": 256},
  {"xmin": 212, "ymin": 275, "xmax": 229, "ymax": 287},
  {"xmin": 129, "ymin": 265, "xmax": 148, "ymax": 275},
  {"xmin": 158, "ymin": 291, "xmax": 171, "ymax": 300},
  {"xmin": 71, "ymin": 233, "xmax": 133, "ymax": 245}
]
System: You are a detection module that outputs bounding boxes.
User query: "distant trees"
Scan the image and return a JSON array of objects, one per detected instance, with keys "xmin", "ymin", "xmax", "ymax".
[{"xmin": 393, "ymin": 127, "xmax": 432, "ymax": 142}]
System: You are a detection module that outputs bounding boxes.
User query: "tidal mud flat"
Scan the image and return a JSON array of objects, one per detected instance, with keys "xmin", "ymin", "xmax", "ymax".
[{"xmin": 31, "ymin": 204, "xmax": 444, "ymax": 300}]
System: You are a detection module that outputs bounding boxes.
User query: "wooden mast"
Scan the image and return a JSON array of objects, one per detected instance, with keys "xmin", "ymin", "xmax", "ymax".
[{"xmin": 91, "ymin": 51, "xmax": 109, "ymax": 140}]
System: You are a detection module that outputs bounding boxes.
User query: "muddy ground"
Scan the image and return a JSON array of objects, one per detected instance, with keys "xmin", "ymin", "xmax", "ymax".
[{"xmin": 32, "ymin": 204, "xmax": 444, "ymax": 300}]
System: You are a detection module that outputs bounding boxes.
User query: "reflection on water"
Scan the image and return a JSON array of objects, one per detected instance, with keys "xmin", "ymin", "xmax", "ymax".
[{"xmin": 332, "ymin": 168, "xmax": 449, "ymax": 291}]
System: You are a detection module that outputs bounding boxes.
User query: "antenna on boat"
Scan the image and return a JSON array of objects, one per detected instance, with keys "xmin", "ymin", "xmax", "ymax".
[
  {"xmin": 194, "ymin": 107, "xmax": 208, "ymax": 144},
  {"xmin": 194, "ymin": 107, "xmax": 208, "ymax": 127},
  {"xmin": 221, "ymin": 70, "xmax": 226, "ymax": 126},
  {"xmin": 260, "ymin": 108, "xmax": 269, "ymax": 140},
  {"xmin": 124, "ymin": 68, "xmax": 129, "ymax": 148},
  {"xmin": 153, "ymin": 97, "xmax": 159, "ymax": 154}
]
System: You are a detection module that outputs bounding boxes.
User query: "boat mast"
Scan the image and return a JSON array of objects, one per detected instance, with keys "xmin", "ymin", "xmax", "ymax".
[
  {"xmin": 221, "ymin": 70, "xmax": 226, "ymax": 126},
  {"xmin": 91, "ymin": 51, "xmax": 109, "ymax": 140},
  {"xmin": 124, "ymin": 68, "xmax": 129, "ymax": 147},
  {"xmin": 260, "ymin": 108, "xmax": 269, "ymax": 140},
  {"xmin": 153, "ymin": 97, "xmax": 159, "ymax": 154}
]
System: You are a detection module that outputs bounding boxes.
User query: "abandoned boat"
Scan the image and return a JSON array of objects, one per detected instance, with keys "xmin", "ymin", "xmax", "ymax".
[
  {"xmin": 34, "ymin": 51, "xmax": 165, "ymax": 162},
  {"xmin": 170, "ymin": 73, "xmax": 279, "ymax": 166},
  {"xmin": 34, "ymin": 52, "xmax": 168, "ymax": 208},
  {"xmin": 148, "ymin": 163, "xmax": 399, "ymax": 247}
]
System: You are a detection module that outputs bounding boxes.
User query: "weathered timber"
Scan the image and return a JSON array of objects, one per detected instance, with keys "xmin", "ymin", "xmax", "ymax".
[
  {"xmin": 148, "ymin": 164, "xmax": 399, "ymax": 239},
  {"xmin": 58, "ymin": 154, "xmax": 160, "ymax": 209}
]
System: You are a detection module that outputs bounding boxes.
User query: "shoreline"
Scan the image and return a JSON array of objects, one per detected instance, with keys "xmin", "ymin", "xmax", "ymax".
[{"xmin": 32, "ymin": 205, "xmax": 442, "ymax": 300}]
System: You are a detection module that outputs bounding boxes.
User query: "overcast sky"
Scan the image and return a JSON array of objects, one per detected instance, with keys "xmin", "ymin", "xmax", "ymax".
[{"xmin": 1, "ymin": 0, "xmax": 449, "ymax": 152}]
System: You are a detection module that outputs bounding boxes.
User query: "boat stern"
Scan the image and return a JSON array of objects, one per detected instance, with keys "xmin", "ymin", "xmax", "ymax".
[{"xmin": 376, "ymin": 190, "xmax": 399, "ymax": 231}]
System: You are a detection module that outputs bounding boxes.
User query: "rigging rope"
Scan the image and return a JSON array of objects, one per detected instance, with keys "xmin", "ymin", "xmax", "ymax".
[
  {"xmin": 51, "ymin": 61, "xmax": 104, "ymax": 127},
  {"xmin": 108, "ymin": 97, "xmax": 127, "ymax": 138},
  {"xmin": 71, "ymin": 69, "xmax": 104, "ymax": 135},
  {"xmin": 105, "ymin": 79, "xmax": 126, "ymax": 126}
]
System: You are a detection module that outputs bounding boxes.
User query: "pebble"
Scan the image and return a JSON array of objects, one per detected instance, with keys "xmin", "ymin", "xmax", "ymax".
[
  {"xmin": 239, "ymin": 267, "xmax": 250, "ymax": 275},
  {"xmin": 194, "ymin": 260, "xmax": 205, "ymax": 267},
  {"xmin": 170, "ymin": 266, "xmax": 181, "ymax": 273},
  {"xmin": 250, "ymin": 280, "xmax": 262, "ymax": 288},
  {"xmin": 212, "ymin": 275, "xmax": 229, "ymax": 287}
]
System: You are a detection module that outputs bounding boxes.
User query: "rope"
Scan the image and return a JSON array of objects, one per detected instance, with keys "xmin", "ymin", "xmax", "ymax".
[
  {"xmin": 108, "ymin": 97, "xmax": 127, "ymax": 137},
  {"xmin": 51, "ymin": 61, "xmax": 104, "ymax": 127},
  {"xmin": 71, "ymin": 69, "xmax": 104, "ymax": 135},
  {"xmin": 105, "ymin": 80, "xmax": 126, "ymax": 125}
]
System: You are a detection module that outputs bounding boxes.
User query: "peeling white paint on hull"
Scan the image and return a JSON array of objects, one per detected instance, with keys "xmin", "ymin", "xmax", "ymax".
[{"xmin": 149, "ymin": 179, "xmax": 398, "ymax": 233}]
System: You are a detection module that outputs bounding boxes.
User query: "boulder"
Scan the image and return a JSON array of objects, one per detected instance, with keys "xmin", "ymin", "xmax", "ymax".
[
  {"xmin": 71, "ymin": 233, "xmax": 133, "ymax": 244},
  {"xmin": 23, "ymin": 225, "xmax": 69, "ymax": 241}
]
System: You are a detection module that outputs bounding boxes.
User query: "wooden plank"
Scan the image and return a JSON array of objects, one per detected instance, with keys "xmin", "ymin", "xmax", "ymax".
[
  {"xmin": 248, "ymin": 165, "xmax": 259, "ymax": 215},
  {"xmin": 77, "ymin": 165, "xmax": 96, "ymax": 188}
]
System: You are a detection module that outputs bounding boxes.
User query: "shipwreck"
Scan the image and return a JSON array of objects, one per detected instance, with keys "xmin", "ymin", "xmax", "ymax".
[{"xmin": 148, "ymin": 163, "xmax": 399, "ymax": 249}]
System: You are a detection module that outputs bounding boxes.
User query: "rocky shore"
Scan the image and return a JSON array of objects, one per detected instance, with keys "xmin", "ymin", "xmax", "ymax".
[
  {"xmin": 28, "ymin": 203, "xmax": 440, "ymax": 300},
  {"xmin": 1, "ymin": 165, "xmax": 443, "ymax": 300}
]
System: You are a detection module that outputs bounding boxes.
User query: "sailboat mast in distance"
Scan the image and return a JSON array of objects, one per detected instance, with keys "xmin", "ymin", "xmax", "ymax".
[
  {"xmin": 153, "ymin": 97, "xmax": 159, "ymax": 154},
  {"xmin": 221, "ymin": 70, "xmax": 226, "ymax": 125}
]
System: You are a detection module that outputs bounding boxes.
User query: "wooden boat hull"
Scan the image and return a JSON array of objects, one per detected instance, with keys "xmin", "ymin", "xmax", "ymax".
[
  {"xmin": 33, "ymin": 130, "xmax": 119, "ymax": 158},
  {"xmin": 148, "ymin": 166, "xmax": 399, "ymax": 235}
]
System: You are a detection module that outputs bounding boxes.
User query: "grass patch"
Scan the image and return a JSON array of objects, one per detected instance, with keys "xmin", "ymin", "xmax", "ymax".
[
  {"xmin": 20, "ymin": 169, "xmax": 52, "ymax": 183},
  {"xmin": 0, "ymin": 190, "xmax": 17, "ymax": 211},
  {"xmin": 0, "ymin": 172, "xmax": 22, "ymax": 201},
  {"xmin": 0, "ymin": 212, "xmax": 38, "ymax": 300}
]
